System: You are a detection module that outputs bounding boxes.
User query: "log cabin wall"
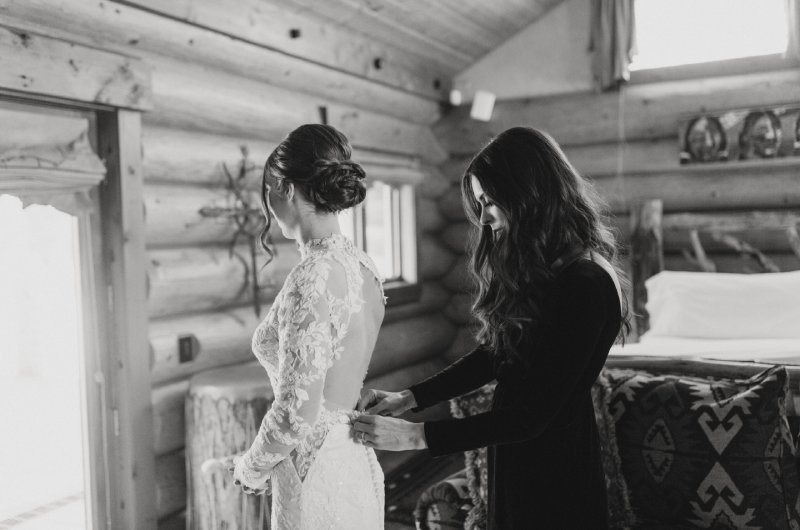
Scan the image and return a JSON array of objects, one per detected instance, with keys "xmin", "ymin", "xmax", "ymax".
[
  {"xmin": 432, "ymin": 2, "xmax": 800, "ymax": 339},
  {"xmin": 0, "ymin": 0, "xmax": 479, "ymax": 524}
]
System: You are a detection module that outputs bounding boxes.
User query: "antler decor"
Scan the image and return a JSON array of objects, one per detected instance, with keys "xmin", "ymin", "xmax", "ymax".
[{"xmin": 199, "ymin": 146, "xmax": 270, "ymax": 316}]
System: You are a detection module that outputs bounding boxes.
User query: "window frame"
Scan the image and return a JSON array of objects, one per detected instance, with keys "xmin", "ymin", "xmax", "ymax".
[{"xmin": 341, "ymin": 179, "xmax": 420, "ymax": 307}]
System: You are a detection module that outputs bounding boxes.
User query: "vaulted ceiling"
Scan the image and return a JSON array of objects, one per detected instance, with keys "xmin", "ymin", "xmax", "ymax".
[{"xmin": 271, "ymin": 0, "xmax": 566, "ymax": 97}]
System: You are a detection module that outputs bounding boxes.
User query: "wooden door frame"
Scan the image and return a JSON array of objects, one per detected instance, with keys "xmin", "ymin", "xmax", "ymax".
[{"xmin": 0, "ymin": 26, "xmax": 155, "ymax": 530}]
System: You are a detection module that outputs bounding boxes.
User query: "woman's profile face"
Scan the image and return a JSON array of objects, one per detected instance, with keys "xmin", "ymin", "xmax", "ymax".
[{"xmin": 470, "ymin": 175, "xmax": 508, "ymax": 235}]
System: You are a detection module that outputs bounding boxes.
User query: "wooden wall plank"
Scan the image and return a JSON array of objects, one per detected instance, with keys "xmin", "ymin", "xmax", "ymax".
[
  {"xmin": 150, "ymin": 307, "xmax": 261, "ymax": 385},
  {"xmin": 146, "ymin": 243, "xmax": 299, "ymax": 318},
  {"xmin": 142, "ymin": 58, "xmax": 433, "ymax": 158},
  {"xmin": 152, "ymin": 380, "xmax": 190, "ymax": 455},
  {"xmin": 594, "ymin": 160, "xmax": 800, "ymax": 214},
  {"xmin": 0, "ymin": 0, "xmax": 441, "ymax": 124},
  {"xmin": 369, "ymin": 314, "xmax": 457, "ymax": 377},
  {"xmin": 434, "ymin": 69, "xmax": 800, "ymax": 154},
  {"xmin": 119, "ymin": 0, "xmax": 450, "ymax": 99},
  {"xmin": 0, "ymin": 24, "xmax": 151, "ymax": 110}
]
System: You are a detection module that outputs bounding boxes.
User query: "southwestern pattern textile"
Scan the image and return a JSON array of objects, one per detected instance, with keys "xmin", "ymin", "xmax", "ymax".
[{"xmin": 604, "ymin": 366, "xmax": 800, "ymax": 529}]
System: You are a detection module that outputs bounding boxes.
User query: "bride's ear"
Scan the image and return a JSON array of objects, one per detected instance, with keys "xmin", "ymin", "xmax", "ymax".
[{"xmin": 283, "ymin": 182, "xmax": 295, "ymax": 201}]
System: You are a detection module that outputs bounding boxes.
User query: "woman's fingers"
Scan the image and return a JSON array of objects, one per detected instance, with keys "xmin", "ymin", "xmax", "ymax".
[{"xmin": 356, "ymin": 389, "xmax": 375, "ymax": 412}]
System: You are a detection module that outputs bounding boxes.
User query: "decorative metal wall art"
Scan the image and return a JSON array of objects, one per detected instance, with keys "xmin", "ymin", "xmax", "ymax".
[
  {"xmin": 199, "ymin": 146, "xmax": 270, "ymax": 316},
  {"xmin": 679, "ymin": 105, "xmax": 800, "ymax": 164}
]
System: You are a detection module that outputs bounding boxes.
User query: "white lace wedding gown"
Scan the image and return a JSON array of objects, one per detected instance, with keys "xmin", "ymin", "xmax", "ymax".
[{"xmin": 232, "ymin": 234, "xmax": 386, "ymax": 530}]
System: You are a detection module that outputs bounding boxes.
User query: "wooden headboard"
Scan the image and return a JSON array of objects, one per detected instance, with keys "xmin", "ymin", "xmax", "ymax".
[{"xmin": 628, "ymin": 199, "xmax": 800, "ymax": 336}]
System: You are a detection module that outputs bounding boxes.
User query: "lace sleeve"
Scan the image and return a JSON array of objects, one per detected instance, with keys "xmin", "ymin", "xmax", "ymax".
[{"xmin": 233, "ymin": 260, "xmax": 337, "ymax": 489}]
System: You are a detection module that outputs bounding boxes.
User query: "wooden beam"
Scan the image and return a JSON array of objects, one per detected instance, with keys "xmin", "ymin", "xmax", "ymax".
[
  {"xmin": 116, "ymin": 0, "xmax": 450, "ymax": 100},
  {"xmin": 146, "ymin": 243, "xmax": 299, "ymax": 318},
  {"xmin": 613, "ymin": 210, "xmax": 800, "ymax": 254},
  {"xmin": 418, "ymin": 233, "xmax": 456, "ymax": 280},
  {"xmin": 0, "ymin": 0, "xmax": 440, "ymax": 124},
  {"xmin": 142, "ymin": 127, "xmax": 425, "ymax": 187},
  {"xmin": 629, "ymin": 200, "xmax": 663, "ymax": 336},
  {"xmin": 149, "ymin": 307, "xmax": 261, "ymax": 385},
  {"xmin": 142, "ymin": 58, "xmax": 435, "ymax": 159},
  {"xmin": 280, "ymin": 0, "xmax": 473, "ymax": 70},
  {"xmin": 0, "ymin": 24, "xmax": 152, "ymax": 110},
  {"xmin": 593, "ymin": 159, "xmax": 800, "ymax": 214},
  {"xmin": 97, "ymin": 110, "xmax": 157, "ymax": 529},
  {"xmin": 664, "ymin": 252, "xmax": 800, "ymax": 273},
  {"xmin": 434, "ymin": 69, "xmax": 800, "ymax": 153}
]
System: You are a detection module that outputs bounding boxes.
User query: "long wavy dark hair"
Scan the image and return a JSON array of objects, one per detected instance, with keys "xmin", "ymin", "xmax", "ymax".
[
  {"xmin": 258, "ymin": 124, "xmax": 366, "ymax": 261},
  {"xmin": 462, "ymin": 127, "xmax": 631, "ymax": 368}
]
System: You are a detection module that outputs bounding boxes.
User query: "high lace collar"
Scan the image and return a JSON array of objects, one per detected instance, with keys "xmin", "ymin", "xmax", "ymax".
[{"xmin": 300, "ymin": 233, "xmax": 353, "ymax": 257}]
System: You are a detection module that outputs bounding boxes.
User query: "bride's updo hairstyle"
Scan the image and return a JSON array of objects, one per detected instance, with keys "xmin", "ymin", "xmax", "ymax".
[{"xmin": 259, "ymin": 124, "xmax": 366, "ymax": 254}]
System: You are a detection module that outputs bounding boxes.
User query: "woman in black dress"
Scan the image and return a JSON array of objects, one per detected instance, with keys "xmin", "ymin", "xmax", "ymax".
[{"xmin": 354, "ymin": 127, "xmax": 630, "ymax": 529}]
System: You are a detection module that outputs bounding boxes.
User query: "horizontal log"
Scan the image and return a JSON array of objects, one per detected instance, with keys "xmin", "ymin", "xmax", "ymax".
[
  {"xmin": 417, "ymin": 196, "xmax": 446, "ymax": 233},
  {"xmin": 418, "ymin": 234, "xmax": 456, "ymax": 280},
  {"xmin": 0, "ymin": 25, "xmax": 151, "ymax": 110},
  {"xmin": 144, "ymin": 183, "xmax": 251, "ymax": 248},
  {"xmin": 444, "ymin": 292, "xmax": 475, "ymax": 326},
  {"xmin": 664, "ymin": 251, "xmax": 800, "ymax": 273},
  {"xmin": 383, "ymin": 281, "xmax": 450, "ymax": 324},
  {"xmin": 143, "ymin": 182, "xmax": 287, "ymax": 248},
  {"xmin": 122, "ymin": 0, "xmax": 449, "ymax": 99},
  {"xmin": 147, "ymin": 243, "xmax": 299, "ymax": 318},
  {"xmin": 0, "ymin": 0, "xmax": 441, "ymax": 124},
  {"xmin": 144, "ymin": 58, "xmax": 434, "ymax": 158},
  {"xmin": 619, "ymin": 210, "xmax": 800, "ymax": 255},
  {"xmin": 444, "ymin": 325, "xmax": 479, "ymax": 364},
  {"xmin": 369, "ymin": 314, "xmax": 457, "ymax": 377},
  {"xmin": 417, "ymin": 164, "xmax": 452, "ymax": 200},
  {"xmin": 434, "ymin": 69, "xmax": 800, "ymax": 153},
  {"xmin": 442, "ymin": 256, "xmax": 473, "ymax": 294},
  {"xmin": 150, "ymin": 306, "xmax": 263, "ymax": 385},
  {"xmin": 141, "ymin": 126, "xmax": 424, "ymax": 187},
  {"xmin": 152, "ymin": 380, "xmax": 190, "ymax": 455},
  {"xmin": 154, "ymin": 450, "xmax": 186, "ymax": 520},
  {"xmin": 565, "ymin": 138, "xmax": 678, "ymax": 177},
  {"xmin": 440, "ymin": 221, "xmax": 472, "ymax": 254},
  {"xmin": 594, "ymin": 159, "xmax": 800, "ymax": 214},
  {"xmin": 437, "ymin": 183, "xmax": 467, "ymax": 221}
]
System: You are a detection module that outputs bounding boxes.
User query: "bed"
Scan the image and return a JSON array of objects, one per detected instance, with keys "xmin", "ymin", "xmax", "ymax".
[{"xmin": 608, "ymin": 199, "xmax": 800, "ymax": 364}]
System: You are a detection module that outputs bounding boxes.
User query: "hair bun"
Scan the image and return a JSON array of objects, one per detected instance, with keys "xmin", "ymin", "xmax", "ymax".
[{"xmin": 309, "ymin": 159, "xmax": 367, "ymax": 213}]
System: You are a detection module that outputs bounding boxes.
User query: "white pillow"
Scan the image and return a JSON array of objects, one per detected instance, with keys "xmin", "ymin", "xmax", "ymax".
[{"xmin": 644, "ymin": 270, "xmax": 800, "ymax": 339}]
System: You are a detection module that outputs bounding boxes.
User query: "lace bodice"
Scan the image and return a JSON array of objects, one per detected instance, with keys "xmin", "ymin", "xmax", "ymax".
[{"xmin": 233, "ymin": 234, "xmax": 385, "ymax": 489}]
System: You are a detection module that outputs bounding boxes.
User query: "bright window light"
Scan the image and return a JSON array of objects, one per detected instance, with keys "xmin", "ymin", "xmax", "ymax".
[{"xmin": 630, "ymin": 0, "xmax": 789, "ymax": 71}]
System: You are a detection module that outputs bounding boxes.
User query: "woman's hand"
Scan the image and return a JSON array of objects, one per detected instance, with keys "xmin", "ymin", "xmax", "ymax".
[
  {"xmin": 227, "ymin": 457, "xmax": 270, "ymax": 496},
  {"xmin": 352, "ymin": 414, "xmax": 427, "ymax": 451},
  {"xmin": 357, "ymin": 388, "xmax": 418, "ymax": 416}
]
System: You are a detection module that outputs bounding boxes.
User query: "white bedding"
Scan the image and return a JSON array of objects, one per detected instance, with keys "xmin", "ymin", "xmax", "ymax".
[{"xmin": 609, "ymin": 336, "xmax": 800, "ymax": 363}]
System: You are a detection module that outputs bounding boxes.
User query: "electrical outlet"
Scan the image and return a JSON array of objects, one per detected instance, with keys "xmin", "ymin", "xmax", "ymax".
[{"xmin": 178, "ymin": 335, "xmax": 199, "ymax": 364}]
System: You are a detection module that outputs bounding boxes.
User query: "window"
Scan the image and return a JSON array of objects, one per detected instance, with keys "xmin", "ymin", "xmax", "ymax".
[
  {"xmin": 339, "ymin": 180, "xmax": 418, "ymax": 303},
  {"xmin": 630, "ymin": 0, "xmax": 789, "ymax": 71}
]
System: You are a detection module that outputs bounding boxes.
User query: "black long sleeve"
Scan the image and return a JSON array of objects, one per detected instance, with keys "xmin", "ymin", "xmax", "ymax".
[
  {"xmin": 408, "ymin": 344, "xmax": 495, "ymax": 411},
  {"xmin": 422, "ymin": 268, "xmax": 616, "ymax": 456}
]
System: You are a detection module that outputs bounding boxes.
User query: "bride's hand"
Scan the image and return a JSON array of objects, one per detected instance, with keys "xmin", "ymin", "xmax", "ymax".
[
  {"xmin": 357, "ymin": 388, "xmax": 417, "ymax": 416},
  {"xmin": 353, "ymin": 414, "xmax": 427, "ymax": 451}
]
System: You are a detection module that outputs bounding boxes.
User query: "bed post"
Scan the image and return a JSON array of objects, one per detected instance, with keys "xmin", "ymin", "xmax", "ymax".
[{"xmin": 630, "ymin": 199, "xmax": 664, "ymax": 336}]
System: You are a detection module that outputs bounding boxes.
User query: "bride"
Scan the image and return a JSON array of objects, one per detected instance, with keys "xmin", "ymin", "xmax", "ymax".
[{"xmin": 228, "ymin": 124, "xmax": 386, "ymax": 529}]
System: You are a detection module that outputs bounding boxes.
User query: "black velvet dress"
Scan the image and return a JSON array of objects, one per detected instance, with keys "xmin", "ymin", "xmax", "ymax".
[{"xmin": 409, "ymin": 259, "xmax": 621, "ymax": 530}]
